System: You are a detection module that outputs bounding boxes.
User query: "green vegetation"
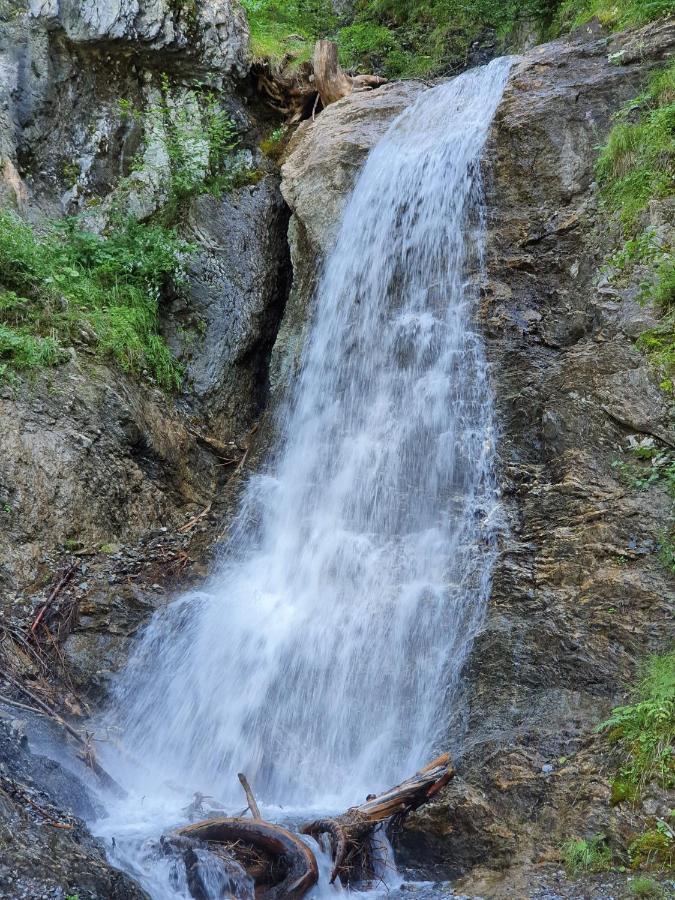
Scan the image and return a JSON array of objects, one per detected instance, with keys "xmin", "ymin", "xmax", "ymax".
[
  {"xmin": 629, "ymin": 876, "xmax": 668, "ymax": 898},
  {"xmin": 240, "ymin": 0, "xmax": 336, "ymax": 66},
  {"xmin": 629, "ymin": 817, "xmax": 675, "ymax": 870},
  {"xmin": 562, "ymin": 834, "xmax": 613, "ymax": 875},
  {"xmin": 556, "ymin": 0, "xmax": 674, "ymax": 31},
  {"xmin": 0, "ymin": 211, "xmax": 188, "ymax": 388},
  {"xmin": 120, "ymin": 75, "xmax": 250, "ymax": 220},
  {"xmin": 597, "ymin": 63, "xmax": 675, "ymax": 230},
  {"xmin": 598, "ymin": 652, "xmax": 674, "ymax": 805},
  {"xmin": 596, "ymin": 61, "xmax": 674, "ymax": 393},
  {"xmin": 239, "ymin": 0, "xmax": 672, "ymax": 80},
  {"xmin": 612, "ymin": 443, "xmax": 675, "ymax": 498},
  {"xmin": 260, "ymin": 126, "xmax": 287, "ymax": 161}
]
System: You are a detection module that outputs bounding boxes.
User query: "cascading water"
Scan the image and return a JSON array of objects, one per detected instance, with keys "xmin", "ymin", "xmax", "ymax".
[{"xmin": 96, "ymin": 57, "xmax": 511, "ymax": 897}]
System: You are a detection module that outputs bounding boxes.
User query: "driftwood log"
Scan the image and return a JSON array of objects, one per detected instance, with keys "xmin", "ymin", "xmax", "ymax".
[
  {"xmin": 301, "ymin": 753, "xmax": 454, "ymax": 885},
  {"xmin": 172, "ymin": 755, "xmax": 453, "ymax": 898},
  {"xmin": 176, "ymin": 818, "xmax": 318, "ymax": 899}
]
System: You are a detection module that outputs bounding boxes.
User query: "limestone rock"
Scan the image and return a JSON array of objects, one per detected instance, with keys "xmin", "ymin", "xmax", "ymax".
[{"xmin": 30, "ymin": 0, "xmax": 249, "ymax": 76}]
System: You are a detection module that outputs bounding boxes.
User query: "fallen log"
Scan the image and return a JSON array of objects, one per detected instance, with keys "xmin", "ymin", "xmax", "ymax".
[
  {"xmin": 301, "ymin": 753, "xmax": 454, "ymax": 885},
  {"xmin": 175, "ymin": 818, "xmax": 319, "ymax": 900}
]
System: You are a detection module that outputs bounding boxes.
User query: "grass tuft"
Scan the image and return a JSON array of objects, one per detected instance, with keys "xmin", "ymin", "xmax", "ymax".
[{"xmin": 562, "ymin": 834, "xmax": 613, "ymax": 875}]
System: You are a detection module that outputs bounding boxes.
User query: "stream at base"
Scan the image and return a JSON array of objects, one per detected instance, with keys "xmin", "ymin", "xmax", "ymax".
[{"xmin": 91, "ymin": 57, "xmax": 512, "ymax": 898}]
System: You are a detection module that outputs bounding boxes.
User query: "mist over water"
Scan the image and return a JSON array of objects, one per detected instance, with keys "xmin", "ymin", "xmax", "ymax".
[{"xmin": 98, "ymin": 58, "xmax": 511, "ymax": 896}]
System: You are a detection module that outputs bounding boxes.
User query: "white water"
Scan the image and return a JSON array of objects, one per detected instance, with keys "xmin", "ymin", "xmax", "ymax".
[{"xmin": 96, "ymin": 59, "xmax": 511, "ymax": 898}]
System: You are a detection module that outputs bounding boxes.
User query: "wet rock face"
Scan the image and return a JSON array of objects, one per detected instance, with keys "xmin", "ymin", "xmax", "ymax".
[
  {"xmin": 400, "ymin": 20, "xmax": 675, "ymax": 879},
  {"xmin": 166, "ymin": 176, "xmax": 291, "ymax": 435},
  {"xmin": 274, "ymin": 80, "xmax": 427, "ymax": 386},
  {"xmin": 0, "ymin": 361, "xmax": 218, "ymax": 589}
]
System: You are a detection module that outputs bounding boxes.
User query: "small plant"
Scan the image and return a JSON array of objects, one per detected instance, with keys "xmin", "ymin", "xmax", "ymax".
[
  {"xmin": 260, "ymin": 126, "xmax": 286, "ymax": 161},
  {"xmin": 611, "ymin": 445, "xmax": 675, "ymax": 496},
  {"xmin": 120, "ymin": 76, "xmax": 244, "ymax": 219},
  {"xmin": 598, "ymin": 652, "xmax": 675, "ymax": 804},
  {"xmin": 562, "ymin": 834, "xmax": 613, "ymax": 875},
  {"xmin": 629, "ymin": 817, "xmax": 675, "ymax": 871},
  {"xmin": 629, "ymin": 875, "xmax": 667, "ymax": 898}
]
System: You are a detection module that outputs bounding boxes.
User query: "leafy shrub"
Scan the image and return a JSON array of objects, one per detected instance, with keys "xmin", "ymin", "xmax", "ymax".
[
  {"xmin": 0, "ymin": 211, "xmax": 188, "ymax": 388},
  {"xmin": 562, "ymin": 834, "xmax": 613, "ymax": 875},
  {"xmin": 598, "ymin": 652, "xmax": 675, "ymax": 803}
]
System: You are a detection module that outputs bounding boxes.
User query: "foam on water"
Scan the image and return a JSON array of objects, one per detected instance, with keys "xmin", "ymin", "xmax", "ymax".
[{"xmin": 95, "ymin": 58, "xmax": 512, "ymax": 898}]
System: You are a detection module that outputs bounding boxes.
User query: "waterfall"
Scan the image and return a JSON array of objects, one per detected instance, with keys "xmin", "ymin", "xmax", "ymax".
[{"xmin": 103, "ymin": 58, "xmax": 510, "ymax": 825}]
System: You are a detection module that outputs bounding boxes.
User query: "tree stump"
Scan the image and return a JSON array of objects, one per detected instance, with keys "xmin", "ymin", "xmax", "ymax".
[{"xmin": 313, "ymin": 40, "xmax": 387, "ymax": 108}]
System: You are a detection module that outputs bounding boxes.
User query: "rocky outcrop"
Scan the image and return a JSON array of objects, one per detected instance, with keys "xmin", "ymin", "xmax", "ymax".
[
  {"xmin": 277, "ymin": 17, "xmax": 674, "ymax": 888},
  {"xmin": 274, "ymin": 80, "xmax": 426, "ymax": 387},
  {"xmin": 0, "ymin": 715, "xmax": 147, "ymax": 898},
  {"xmin": 0, "ymin": 0, "xmax": 291, "ymax": 596},
  {"xmin": 30, "ymin": 0, "xmax": 249, "ymax": 73},
  {"xmin": 166, "ymin": 176, "xmax": 291, "ymax": 436}
]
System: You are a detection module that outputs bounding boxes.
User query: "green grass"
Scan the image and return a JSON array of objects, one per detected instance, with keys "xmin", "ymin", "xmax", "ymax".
[
  {"xmin": 556, "ymin": 0, "xmax": 674, "ymax": 31},
  {"xmin": 0, "ymin": 212, "xmax": 188, "ymax": 389},
  {"xmin": 562, "ymin": 834, "xmax": 613, "ymax": 875},
  {"xmin": 629, "ymin": 817, "xmax": 675, "ymax": 870},
  {"xmin": 339, "ymin": 0, "xmax": 561, "ymax": 78},
  {"xmin": 598, "ymin": 652, "xmax": 675, "ymax": 804},
  {"xmin": 629, "ymin": 874, "xmax": 668, "ymax": 896},
  {"xmin": 240, "ymin": 0, "xmax": 336, "ymax": 67},
  {"xmin": 239, "ymin": 0, "xmax": 673, "ymax": 80},
  {"xmin": 597, "ymin": 61, "xmax": 675, "ymax": 393}
]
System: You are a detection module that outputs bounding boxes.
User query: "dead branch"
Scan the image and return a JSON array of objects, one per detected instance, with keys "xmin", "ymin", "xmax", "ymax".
[
  {"xmin": 238, "ymin": 772, "xmax": 261, "ymax": 819},
  {"xmin": 31, "ymin": 564, "xmax": 76, "ymax": 634},
  {"xmin": 301, "ymin": 753, "xmax": 454, "ymax": 886},
  {"xmin": 0, "ymin": 671, "xmax": 127, "ymax": 798}
]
